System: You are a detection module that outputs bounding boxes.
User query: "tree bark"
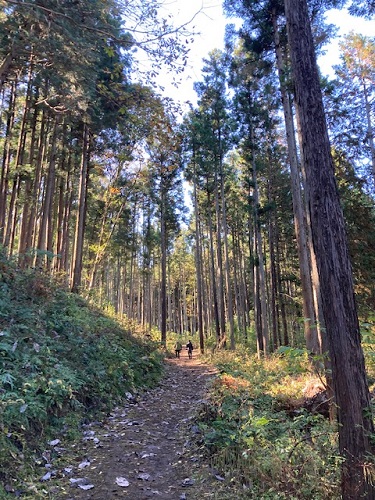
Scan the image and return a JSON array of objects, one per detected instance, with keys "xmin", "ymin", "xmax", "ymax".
[
  {"xmin": 193, "ymin": 158, "xmax": 205, "ymax": 353},
  {"xmin": 252, "ymin": 150, "xmax": 269, "ymax": 355},
  {"xmin": 71, "ymin": 123, "xmax": 90, "ymax": 293},
  {"xmin": 284, "ymin": 0, "xmax": 375, "ymax": 497},
  {"xmin": 160, "ymin": 188, "xmax": 167, "ymax": 347},
  {"xmin": 207, "ymin": 191, "xmax": 221, "ymax": 344},
  {"xmin": 271, "ymin": 8, "xmax": 320, "ymax": 354},
  {"xmin": 0, "ymin": 82, "xmax": 17, "ymax": 243}
]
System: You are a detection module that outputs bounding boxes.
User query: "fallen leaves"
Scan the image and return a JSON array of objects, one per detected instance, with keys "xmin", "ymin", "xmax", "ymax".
[
  {"xmin": 115, "ymin": 476, "xmax": 130, "ymax": 487},
  {"xmin": 40, "ymin": 359, "xmax": 218, "ymax": 498},
  {"xmin": 137, "ymin": 472, "xmax": 151, "ymax": 480},
  {"xmin": 70, "ymin": 478, "xmax": 94, "ymax": 490}
]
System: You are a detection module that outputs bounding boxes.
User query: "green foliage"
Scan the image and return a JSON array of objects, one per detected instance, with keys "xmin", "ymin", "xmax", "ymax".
[
  {"xmin": 0, "ymin": 257, "xmax": 163, "ymax": 487},
  {"xmin": 199, "ymin": 350, "xmax": 341, "ymax": 499}
]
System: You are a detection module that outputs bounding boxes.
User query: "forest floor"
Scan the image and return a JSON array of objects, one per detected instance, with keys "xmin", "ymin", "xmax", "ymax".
[{"xmin": 48, "ymin": 353, "xmax": 223, "ymax": 500}]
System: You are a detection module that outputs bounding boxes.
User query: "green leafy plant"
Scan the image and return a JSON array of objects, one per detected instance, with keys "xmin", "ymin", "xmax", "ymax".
[
  {"xmin": 0, "ymin": 257, "xmax": 164, "ymax": 493},
  {"xmin": 198, "ymin": 350, "xmax": 341, "ymax": 499}
]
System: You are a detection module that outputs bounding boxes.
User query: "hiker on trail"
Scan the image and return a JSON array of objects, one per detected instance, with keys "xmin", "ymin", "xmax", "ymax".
[
  {"xmin": 186, "ymin": 340, "xmax": 194, "ymax": 359},
  {"xmin": 174, "ymin": 340, "xmax": 182, "ymax": 358}
]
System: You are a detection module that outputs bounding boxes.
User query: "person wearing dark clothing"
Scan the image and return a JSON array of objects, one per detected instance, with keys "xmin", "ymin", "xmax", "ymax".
[{"xmin": 186, "ymin": 340, "xmax": 194, "ymax": 359}]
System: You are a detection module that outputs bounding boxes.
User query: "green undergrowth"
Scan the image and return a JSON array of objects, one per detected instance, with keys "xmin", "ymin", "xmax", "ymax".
[
  {"xmin": 198, "ymin": 349, "xmax": 343, "ymax": 499},
  {"xmin": 0, "ymin": 257, "xmax": 164, "ymax": 495}
]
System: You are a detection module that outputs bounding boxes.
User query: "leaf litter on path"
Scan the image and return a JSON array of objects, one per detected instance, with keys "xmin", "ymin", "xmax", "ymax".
[{"xmin": 48, "ymin": 357, "xmax": 219, "ymax": 499}]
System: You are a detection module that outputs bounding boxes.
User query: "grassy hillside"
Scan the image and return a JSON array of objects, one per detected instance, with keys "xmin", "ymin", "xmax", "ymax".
[{"xmin": 0, "ymin": 254, "xmax": 164, "ymax": 496}]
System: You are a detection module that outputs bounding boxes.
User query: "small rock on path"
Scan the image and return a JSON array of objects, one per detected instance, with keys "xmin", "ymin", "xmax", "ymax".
[{"xmin": 56, "ymin": 355, "xmax": 217, "ymax": 499}]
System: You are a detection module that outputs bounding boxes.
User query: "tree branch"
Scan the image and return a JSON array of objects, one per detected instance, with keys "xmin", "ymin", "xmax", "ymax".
[{"xmin": 4, "ymin": 0, "xmax": 200, "ymax": 48}]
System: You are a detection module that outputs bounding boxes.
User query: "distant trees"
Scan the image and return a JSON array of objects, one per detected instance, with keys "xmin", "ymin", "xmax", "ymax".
[{"xmin": 328, "ymin": 33, "xmax": 375, "ymax": 184}]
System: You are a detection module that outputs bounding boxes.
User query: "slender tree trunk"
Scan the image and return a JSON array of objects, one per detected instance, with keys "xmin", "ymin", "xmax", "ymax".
[
  {"xmin": 28, "ymin": 109, "xmax": 49, "ymax": 265},
  {"xmin": 18, "ymin": 94, "xmax": 39, "ymax": 262},
  {"xmin": 61, "ymin": 171, "xmax": 73, "ymax": 276},
  {"xmin": 362, "ymin": 80, "xmax": 375, "ymax": 186},
  {"xmin": 268, "ymin": 208, "xmax": 279, "ymax": 351},
  {"xmin": 207, "ymin": 192, "xmax": 221, "ymax": 344},
  {"xmin": 55, "ymin": 162, "xmax": 66, "ymax": 272},
  {"xmin": 272, "ymin": 9, "xmax": 320, "ymax": 354},
  {"xmin": 238, "ymin": 234, "xmax": 249, "ymax": 339},
  {"xmin": 285, "ymin": 1, "xmax": 375, "ymax": 496},
  {"xmin": 214, "ymin": 169, "xmax": 227, "ymax": 345},
  {"xmin": 4, "ymin": 82, "xmax": 31, "ymax": 252},
  {"xmin": 219, "ymin": 149, "xmax": 235, "ymax": 349},
  {"xmin": 252, "ymin": 155, "xmax": 269, "ymax": 355},
  {"xmin": 193, "ymin": 160, "xmax": 204, "ymax": 353},
  {"xmin": 71, "ymin": 123, "xmax": 90, "ymax": 293},
  {"xmin": 160, "ymin": 189, "xmax": 167, "ymax": 346},
  {"xmin": 0, "ymin": 81, "xmax": 17, "ymax": 242},
  {"xmin": 37, "ymin": 118, "xmax": 59, "ymax": 266},
  {"xmin": 232, "ymin": 230, "xmax": 242, "ymax": 335},
  {"xmin": 275, "ymin": 233, "xmax": 289, "ymax": 345}
]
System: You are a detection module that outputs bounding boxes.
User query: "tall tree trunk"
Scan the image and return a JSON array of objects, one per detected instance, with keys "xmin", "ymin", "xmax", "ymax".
[
  {"xmin": 214, "ymin": 169, "xmax": 227, "ymax": 345},
  {"xmin": 3, "ymin": 80, "xmax": 32, "ymax": 252},
  {"xmin": 160, "ymin": 189, "xmax": 167, "ymax": 347},
  {"xmin": 18, "ymin": 93, "xmax": 39, "ymax": 262},
  {"xmin": 37, "ymin": 118, "xmax": 59, "ymax": 266},
  {"xmin": 275, "ymin": 232, "xmax": 289, "ymax": 346},
  {"xmin": 362, "ymin": 80, "xmax": 375, "ymax": 185},
  {"xmin": 28, "ymin": 109, "xmax": 49, "ymax": 265},
  {"xmin": 272, "ymin": 8, "xmax": 320, "ymax": 354},
  {"xmin": 207, "ymin": 191, "xmax": 221, "ymax": 344},
  {"xmin": 71, "ymin": 123, "xmax": 90, "ymax": 293},
  {"xmin": 252, "ymin": 153, "xmax": 269, "ymax": 355},
  {"xmin": 268, "ymin": 207, "xmax": 279, "ymax": 351},
  {"xmin": 219, "ymin": 148, "xmax": 235, "ymax": 349},
  {"xmin": 0, "ymin": 81, "xmax": 17, "ymax": 242},
  {"xmin": 284, "ymin": 1, "xmax": 375, "ymax": 497},
  {"xmin": 193, "ymin": 160, "xmax": 204, "ymax": 353},
  {"xmin": 238, "ymin": 234, "xmax": 249, "ymax": 339}
]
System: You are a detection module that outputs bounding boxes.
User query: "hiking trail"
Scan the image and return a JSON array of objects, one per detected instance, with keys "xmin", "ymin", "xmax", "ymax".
[{"xmin": 50, "ymin": 354, "xmax": 220, "ymax": 499}]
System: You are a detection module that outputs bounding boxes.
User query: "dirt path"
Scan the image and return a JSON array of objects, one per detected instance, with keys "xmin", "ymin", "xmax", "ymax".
[{"xmin": 53, "ymin": 355, "xmax": 218, "ymax": 499}]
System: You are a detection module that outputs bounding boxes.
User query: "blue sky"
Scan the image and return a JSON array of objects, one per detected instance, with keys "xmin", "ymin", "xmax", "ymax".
[{"xmin": 154, "ymin": 1, "xmax": 374, "ymax": 107}]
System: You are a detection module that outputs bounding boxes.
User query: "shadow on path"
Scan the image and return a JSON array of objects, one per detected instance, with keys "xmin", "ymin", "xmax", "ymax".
[{"xmin": 55, "ymin": 354, "xmax": 217, "ymax": 499}]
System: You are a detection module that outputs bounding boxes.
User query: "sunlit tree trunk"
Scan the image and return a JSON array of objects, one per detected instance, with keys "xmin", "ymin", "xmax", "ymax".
[{"xmin": 160, "ymin": 187, "xmax": 167, "ymax": 346}]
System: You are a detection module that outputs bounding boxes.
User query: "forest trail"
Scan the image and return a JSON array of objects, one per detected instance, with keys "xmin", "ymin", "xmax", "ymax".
[{"xmin": 55, "ymin": 354, "xmax": 218, "ymax": 500}]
